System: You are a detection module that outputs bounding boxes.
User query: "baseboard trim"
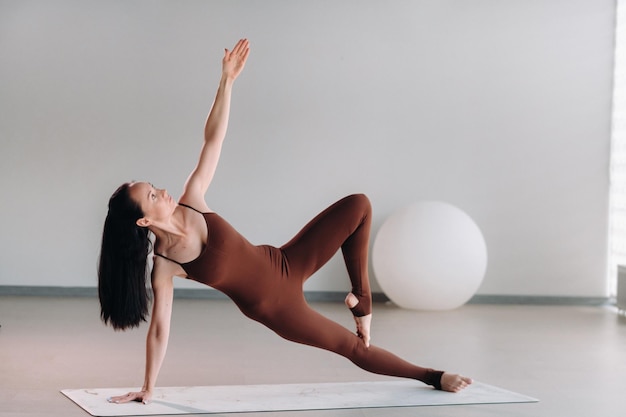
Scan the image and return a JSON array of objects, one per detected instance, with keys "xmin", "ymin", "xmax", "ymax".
[
  {"xmin": 0, "ymin": 285, "xmax": 611, "ymax": 306},
  {"xmin": 467, "ymin": 294, "xmax": 611, "ymax": 306},
  {"xmin": 0, "ymin": 286, "xmax": 390, "ymax": 303},
  {"xmin": 0, "ymin": 286, "xmax": 100, "ymax": 297}
]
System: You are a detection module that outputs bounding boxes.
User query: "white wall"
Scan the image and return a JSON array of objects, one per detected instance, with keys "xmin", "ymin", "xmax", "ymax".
[{"xmin": 0, "ymin": 0, "xmax": 615, "ymax": 297}]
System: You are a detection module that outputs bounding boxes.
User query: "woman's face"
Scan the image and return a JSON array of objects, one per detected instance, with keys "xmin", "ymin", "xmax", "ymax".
[{"xmin": 128, "ymin": 181, "xmax": 175, "ymax": 226}]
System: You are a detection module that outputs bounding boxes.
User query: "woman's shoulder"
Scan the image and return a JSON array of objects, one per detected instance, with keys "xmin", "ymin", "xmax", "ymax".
[
  {"xmin": 152, "ymin": 255, "xmax": 184, "ymax": 281},
  {"xmin": 178, "ymin": 192, "xmax": 211, "ymax": 213}
]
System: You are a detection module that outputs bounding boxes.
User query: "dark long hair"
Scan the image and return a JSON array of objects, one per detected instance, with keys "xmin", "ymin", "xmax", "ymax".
[{"xmin": 98, "ymin": 183, "xmax": 152, "ymax": 331}]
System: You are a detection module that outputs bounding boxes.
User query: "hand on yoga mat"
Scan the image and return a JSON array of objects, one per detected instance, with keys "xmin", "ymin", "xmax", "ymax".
[{"xmin": 107, "ymin": 390, "xmax": 152, "ymax": 405}]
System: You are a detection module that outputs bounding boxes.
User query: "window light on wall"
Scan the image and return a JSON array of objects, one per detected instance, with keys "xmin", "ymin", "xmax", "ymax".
[{"xmin": 608, "ymin": 0, "xmax": 626, "ymax": 297}]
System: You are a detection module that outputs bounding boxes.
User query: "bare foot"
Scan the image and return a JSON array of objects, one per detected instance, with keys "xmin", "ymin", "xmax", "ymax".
[
  {"xmin": 440, "ymin": 373, "xmax": 473, "ymax": 392},
  {"xmin": 345, "ymin": 293, "xmax": 372, "ymax": 348}
]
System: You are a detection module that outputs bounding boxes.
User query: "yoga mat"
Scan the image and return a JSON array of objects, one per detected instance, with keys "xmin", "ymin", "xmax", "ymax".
[{"xmin": 62, "ymin": 380, "xmax": 538, "ymax": 416}]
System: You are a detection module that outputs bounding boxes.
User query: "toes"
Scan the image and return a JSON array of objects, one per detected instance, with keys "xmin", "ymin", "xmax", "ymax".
[
  {"xmin": 441, "ymin": 373, "xmax": 472, "ymax": 392},
  {"xmin": 455, "ymin": 377, "xmax": 471, "ymax": 391}
]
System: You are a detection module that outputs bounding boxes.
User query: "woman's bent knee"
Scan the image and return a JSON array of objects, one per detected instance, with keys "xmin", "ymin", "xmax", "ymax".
[{"xmin": 345, "ymin": 193, "xmax": 371, "ymax": 216}]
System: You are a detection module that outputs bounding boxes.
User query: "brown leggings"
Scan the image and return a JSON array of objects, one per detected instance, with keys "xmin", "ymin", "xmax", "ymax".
[{"xmin": 263, "ymin": 194, "xmax": 443, "ymax": 388}]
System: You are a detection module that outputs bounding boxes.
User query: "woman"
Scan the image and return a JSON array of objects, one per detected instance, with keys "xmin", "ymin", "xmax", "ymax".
[{"xmin": 99, "ymin": 39, "xmax": 472, "ymax": 405}]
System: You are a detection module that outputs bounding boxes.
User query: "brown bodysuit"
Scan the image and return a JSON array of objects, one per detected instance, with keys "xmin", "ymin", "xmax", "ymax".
[{"xmin": 155, "ymin": 194, "xmax": 444, "ymax": 389}]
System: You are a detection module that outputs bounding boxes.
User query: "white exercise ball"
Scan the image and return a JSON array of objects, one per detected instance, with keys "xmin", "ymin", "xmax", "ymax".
[{"xmin": 372, "ymin": 201, "xmax": 487, "ymax": 310}]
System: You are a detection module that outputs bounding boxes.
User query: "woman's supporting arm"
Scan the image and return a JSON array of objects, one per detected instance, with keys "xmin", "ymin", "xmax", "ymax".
[
  {"xmin": 107, "ymin": 258, "xmax": 175, "ymax": 405},
  {"xmin": 180, "ymin": 39, "xmax": 250, "ymax": 209},
  {"xmin": 142, "ymin": 263, "xmax": 174, "ymax": 396}
]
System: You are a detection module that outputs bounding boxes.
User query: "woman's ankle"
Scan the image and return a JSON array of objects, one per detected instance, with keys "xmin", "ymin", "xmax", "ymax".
[
  {"xmin": 345, "ymin": 292, "xmax": 371, "ymax": 317},
  {"xmin": 345, "ymin": 293, "xmax": 358, "ymax": 308}
]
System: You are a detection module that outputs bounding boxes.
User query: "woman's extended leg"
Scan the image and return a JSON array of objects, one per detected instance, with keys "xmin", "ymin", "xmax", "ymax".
[{"xmin": 266, "ymin": 296, "xmax": 446, "ymax": 389}]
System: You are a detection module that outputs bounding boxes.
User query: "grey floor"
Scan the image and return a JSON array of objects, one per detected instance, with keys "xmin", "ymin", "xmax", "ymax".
[{"xmin": 1, "ymin": 295, "xmax": 625, "ymax": 417}]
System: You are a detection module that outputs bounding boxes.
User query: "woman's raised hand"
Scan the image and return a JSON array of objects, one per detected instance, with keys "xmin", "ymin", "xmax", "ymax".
[
  {"xmin": 222, "ymin": 38, "xmax": 250, "ymax": 81},
  {"xmin": 107, "ymin": 390, "xmax": 152, "ymax": 405}
]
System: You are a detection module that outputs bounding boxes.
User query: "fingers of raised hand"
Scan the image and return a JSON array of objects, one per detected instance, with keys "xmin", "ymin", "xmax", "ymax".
[
  {"xmin": 222, "ymin": 39, "xmax": 250, "ymax": 79},
  {"xmin": 226, "ymin": 39, "xmax": 249, "ymax": 59},
  {"xmin": 232, "ymin": 38, "xmax": 248, "ymax": 54}
]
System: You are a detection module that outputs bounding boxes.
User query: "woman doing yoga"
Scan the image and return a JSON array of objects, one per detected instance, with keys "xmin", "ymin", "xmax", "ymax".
[{"xmin": 99, "ymin": 39, "xmax": 472, "ymax": 405}]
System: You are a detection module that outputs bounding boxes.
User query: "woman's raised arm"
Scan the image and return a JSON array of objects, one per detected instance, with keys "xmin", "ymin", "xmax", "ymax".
[{"xmin": 180, "ymin": 39, "xmax": 250, "ymax": 210}]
